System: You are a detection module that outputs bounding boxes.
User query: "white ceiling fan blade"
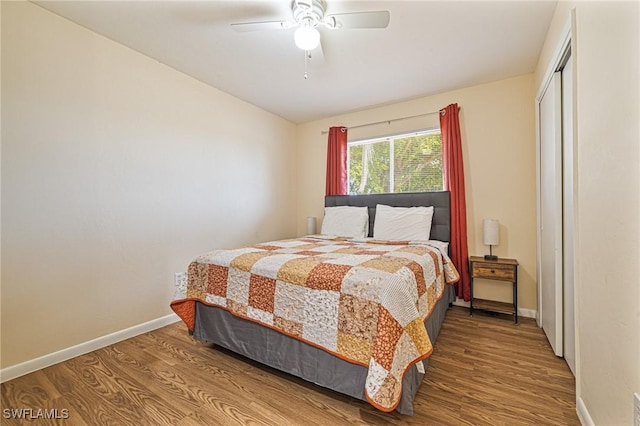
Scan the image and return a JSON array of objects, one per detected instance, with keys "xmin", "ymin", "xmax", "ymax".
[
  {"xmin": 230, "ymin": 20, "xmax": 294, "ymax": 32},
  {"xmin": 327, "ymin": 11, "xmax": 390, "ymax": 29}
]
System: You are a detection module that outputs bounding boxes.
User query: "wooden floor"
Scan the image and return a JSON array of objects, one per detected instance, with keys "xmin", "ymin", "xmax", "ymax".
[{"xmin": 1, "ymin": 307, "xmax": 578, "ymax": 425}]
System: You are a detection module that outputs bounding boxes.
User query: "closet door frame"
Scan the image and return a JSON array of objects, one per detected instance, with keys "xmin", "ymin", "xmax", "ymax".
[{"xmin": 534, "ymin": 20, "xmax": 576, "ymax": 361}]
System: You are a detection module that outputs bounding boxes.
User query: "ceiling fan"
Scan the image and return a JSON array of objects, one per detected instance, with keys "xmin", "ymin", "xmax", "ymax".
[{"xmin": 231, "ymin": 0, "xmax": 390, "ymax": 75}]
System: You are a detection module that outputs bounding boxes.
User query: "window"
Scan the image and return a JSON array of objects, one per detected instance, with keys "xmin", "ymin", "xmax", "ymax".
[{"xmin": 348, "ymin": 129, "xmax": 443, "ymax": 194}]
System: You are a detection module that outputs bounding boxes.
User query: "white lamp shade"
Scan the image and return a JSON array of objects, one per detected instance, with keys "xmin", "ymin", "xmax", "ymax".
[
  {"xmin": 483, "ymin": 219, "xmax": 499, "ymax": 246},
  {"xmin": 306, "ymin": 216, "xmax": 317, "ymax": 235},
  {"xmin": 294, "ymin": 26, "xmax": 320, "ymax": 50}
]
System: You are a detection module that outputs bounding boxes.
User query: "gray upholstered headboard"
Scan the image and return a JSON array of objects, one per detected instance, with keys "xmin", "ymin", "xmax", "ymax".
[{"xmin": 324, "ymin": 191, "xmax": 451, "ymax": 242}]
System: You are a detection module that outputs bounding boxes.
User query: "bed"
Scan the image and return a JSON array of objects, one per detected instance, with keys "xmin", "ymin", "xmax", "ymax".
[{"xmin": 171, "ymin": 191, "xmax": 458, "ymax": 415}]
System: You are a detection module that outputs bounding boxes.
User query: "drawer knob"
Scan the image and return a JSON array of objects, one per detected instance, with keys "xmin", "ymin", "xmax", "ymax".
[{"xmin": 490, "ymin": 269, "xmax": 495, "ymax": 273}]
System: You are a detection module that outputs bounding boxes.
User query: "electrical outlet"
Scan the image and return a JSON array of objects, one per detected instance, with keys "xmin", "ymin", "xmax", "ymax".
[{"xmin": 634, "ymin": 392, "xmax": 640, "ymax": 426}]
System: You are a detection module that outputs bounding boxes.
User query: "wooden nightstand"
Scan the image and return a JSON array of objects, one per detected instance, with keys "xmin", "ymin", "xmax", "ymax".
[{"xmin": 469, "ymin": 256, "xmax": 519, "ymax": 324}]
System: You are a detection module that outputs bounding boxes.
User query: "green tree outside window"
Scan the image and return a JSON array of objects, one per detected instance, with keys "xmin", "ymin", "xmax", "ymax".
[{"xmin": 348, "ymin": 131, "xmax": 442, "ymax": 194}]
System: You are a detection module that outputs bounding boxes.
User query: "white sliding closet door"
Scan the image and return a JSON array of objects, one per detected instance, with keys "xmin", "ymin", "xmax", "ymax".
[
  {"xmin": 539, "ymin": 72, "xmax": 563, "ymax": 357},
  {"xmin": 562, "ymin": 56, "xmax": 576, "ymax": 375}
]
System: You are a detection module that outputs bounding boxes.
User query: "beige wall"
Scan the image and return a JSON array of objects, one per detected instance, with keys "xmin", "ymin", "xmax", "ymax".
[
  {"xmin": 0, "ymin": 2, "xmax": 3, "ymax": 317},
  {"xmin": 535, "ymin": 1, "xmax": 640, "ymax": 424},
  {"xmin": 296, "ymin": 75, "xmax": 538, "ymax": 313},
  {"xmin": 1, "ymin": 2, "xmax": 297, "ymax": 369}
]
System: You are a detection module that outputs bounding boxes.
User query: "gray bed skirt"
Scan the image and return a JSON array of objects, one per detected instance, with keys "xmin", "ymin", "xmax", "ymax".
[{"xmin": 193, "ymin": 285, "xmax": 455, "ymax": 416}]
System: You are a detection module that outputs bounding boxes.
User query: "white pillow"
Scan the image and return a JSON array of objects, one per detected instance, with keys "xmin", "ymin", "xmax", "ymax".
[
  {"xmin": 320, "ymin": 206, "xmax": 369, "ymax": 238},
  {"xmin": 373, "ymin": 204, "xmax": 434, "ymax": 241},
  {"xmin": 427, "ymin": 240, "xmax": 449, "ymax": 253}
]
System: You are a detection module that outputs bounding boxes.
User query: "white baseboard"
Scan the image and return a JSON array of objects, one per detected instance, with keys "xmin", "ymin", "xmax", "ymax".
[
  {"xmin": 452, "ymin": 299, "xmax": 537, "ymax": 319},
  {"xmin": 577, "ymin": 397, "xmax": 595, "ymax": 426},
  {"xmin": 518, "ymin": 307, "xmax": 537, "ymax": 319},
  {"xmin": 452, "ymin": 299, "xmax": 470, "ymax": 308},
  {"xmin": 0, "ymin": 313, "xmax": 181, "ymax": 383}
]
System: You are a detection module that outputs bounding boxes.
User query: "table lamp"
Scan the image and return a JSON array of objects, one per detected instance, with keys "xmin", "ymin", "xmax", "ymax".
[
  {"xmin": 306, "ymin": 216, "xmax": 317, "ymax": 235},
  {"xmin": 483, "ymin": 219, "xmax": 499, "ymax": 261}
]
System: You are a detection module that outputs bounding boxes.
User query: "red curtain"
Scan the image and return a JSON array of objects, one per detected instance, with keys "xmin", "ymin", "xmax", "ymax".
[
  {"xmin": 440, "ymin": 104, "xmax": 470, "ymax": 301},
  {"xmin": 325, "ymin": 126, "xmax": 348, "ymax": 196}
]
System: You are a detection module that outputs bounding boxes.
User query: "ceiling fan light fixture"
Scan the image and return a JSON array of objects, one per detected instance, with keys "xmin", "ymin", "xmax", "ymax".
[{"xmin": 294, "ymin": 25, "xmax": 320, "ymax": 51}]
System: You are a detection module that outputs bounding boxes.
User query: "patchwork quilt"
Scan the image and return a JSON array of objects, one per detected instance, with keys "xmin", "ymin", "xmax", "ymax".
[{"xmin": 171, "ymin": 237, "xmax": 459, "ymax": 412}]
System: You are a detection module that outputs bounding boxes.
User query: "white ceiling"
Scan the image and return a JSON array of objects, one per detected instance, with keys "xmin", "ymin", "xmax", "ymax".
[{"xmin": 34, "ymin": 1, "xmax": 557, "ymax": 124}]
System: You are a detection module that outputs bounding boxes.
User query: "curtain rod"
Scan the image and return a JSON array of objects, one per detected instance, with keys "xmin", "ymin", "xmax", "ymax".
[{"xmin": 320, "ymin": 107, "xmax": 460, "ymax": 134}]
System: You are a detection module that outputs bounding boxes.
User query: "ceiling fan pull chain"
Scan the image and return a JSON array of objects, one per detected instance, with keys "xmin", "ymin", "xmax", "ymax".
[{"xmin": 304, "ymin": 50, "xmax": 309, "ymax": 79}]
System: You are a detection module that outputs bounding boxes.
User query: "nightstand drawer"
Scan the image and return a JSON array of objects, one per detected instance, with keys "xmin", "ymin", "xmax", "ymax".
[{"xmin": 471, "ymin": 263, "xmax": 515, "ymax": 281}]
